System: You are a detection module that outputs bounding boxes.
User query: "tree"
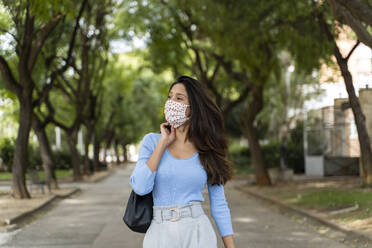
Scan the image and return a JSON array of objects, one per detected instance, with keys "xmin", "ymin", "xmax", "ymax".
[
  {"xmin": 46, "ymin": 0, "xmax": 113, "ymax": 180},
  {"xmin": 259, "ymin": 51, "xmax": 323, "ymax": 169},
  {"xmin": 0, "ymin": 1, "xmax": 64, "ymax": 198},
  {"xmin": 31, "ymin": 0, "xmax": 88, "ymax": 187},
  {"xmin": 187, "ymin": 0, "xmax": 332, "ymax": 185},
  {"xmin": 316, "ymin": 8, "xmax": 372, "ymax": 185},
  {"xmin": 116, "ymin": 0, "xmax": 250, "ymax": 118},
  {"xmin": 118, "ymin": 0, "xmax": 333, "ymax": 185},
  {"xmin": 94, "ymin": 52, "xmax": 169, "ymax": 164}
]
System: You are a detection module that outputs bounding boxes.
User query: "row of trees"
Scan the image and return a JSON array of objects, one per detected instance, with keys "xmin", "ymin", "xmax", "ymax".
[
  {"xmin": 0, "ymin": 0, "xmax": 166, "ymax": 198},
  {"xmin": 118, "ymin": 0, "xmax": 372, "ymax": 186},
  {"xmin": 0, "ymin": 0, "xmax": 113, "ymax": 198},
  {"xmin": 0, "ymin": 0, "xmax": 371, "ymax": 200}
]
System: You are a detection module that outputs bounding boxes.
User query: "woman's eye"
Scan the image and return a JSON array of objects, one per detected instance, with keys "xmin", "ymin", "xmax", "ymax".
[{"xmin": 167, "ymin": 96, "xmax": 183, "ymax": 100}]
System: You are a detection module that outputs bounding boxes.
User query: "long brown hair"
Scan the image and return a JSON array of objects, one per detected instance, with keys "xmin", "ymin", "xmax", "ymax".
[{"xmin": 167, "ymin": 75, "xmax": 234, "ymax": 186}]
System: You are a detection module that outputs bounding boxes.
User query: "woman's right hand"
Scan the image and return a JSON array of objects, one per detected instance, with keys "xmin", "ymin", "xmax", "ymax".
[{"xmin": 160, "ymin": 122, "xmax": 175, "ymax": 147}]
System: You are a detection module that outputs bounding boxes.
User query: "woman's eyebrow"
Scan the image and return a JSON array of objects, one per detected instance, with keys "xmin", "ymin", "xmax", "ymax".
[{"xmin": 169, "ymin": 92, "xmax": 186, "ymax": 97}]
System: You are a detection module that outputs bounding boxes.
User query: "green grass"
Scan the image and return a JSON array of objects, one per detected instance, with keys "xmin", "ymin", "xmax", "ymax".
[
  {"xmin": 0, "ymin": 173, "xmax": 12, "ymax": 180},
  {"xmin": 0, "ymin": 190, "xmax": 9, "ymax": 195},
  {"xmin": 289, "ymin": 189, "xmax": 372, "ymax": 214},
  {"xmin": 281, "ymin": 189, "xmax": 372, "ymax": 221},
  {"xmin": 0, "ymin": 169, "xmax": 72, "ymax": 181}
]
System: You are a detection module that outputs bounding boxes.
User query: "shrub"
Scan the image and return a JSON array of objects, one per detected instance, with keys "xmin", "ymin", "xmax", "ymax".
[
  {"xmin": 0, "ymin": 137, "xmax": 15, "ymax": 172},
  {"xmin": 229, "ymin": 142, "xmax": 281, "ymax": 174},
  {"xmin": 29, "ymin": 144, "xmax": 42, "ymax": 170},
  {"xmin": 287, "ymin": 120, "xmax": 305, "ymax": 173},
  {"xmin": 53, "ymin": 149, "xmax": 72, "ymax": 170},
  {"xmin": 0, "ymin": 139, "xmax": 43, "ymax": 171},
  {"xmin": 229, "ymin": 140, "xmax": 304, "ymax": 174},
  {"xmin": 229, "ymin": 146, "xmax": 251, "ymax": 174},
  {"xmin": 262, "ymin": 142, "xmax": 281, "ymax": 169},
  {"xmin": 287, "ymin": 142, "xmax": 304, "ymax": 173}
]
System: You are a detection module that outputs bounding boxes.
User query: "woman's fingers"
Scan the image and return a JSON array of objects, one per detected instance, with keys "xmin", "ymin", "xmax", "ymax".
[{"xmin": 160, "ymin": 122, "xmax": 171, "ymax": 136}]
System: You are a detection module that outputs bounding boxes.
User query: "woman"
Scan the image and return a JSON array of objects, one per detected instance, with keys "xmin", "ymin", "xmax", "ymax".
[{"xmin": 129, "ymin": 75, "xmax": 236, "ymax": 248}]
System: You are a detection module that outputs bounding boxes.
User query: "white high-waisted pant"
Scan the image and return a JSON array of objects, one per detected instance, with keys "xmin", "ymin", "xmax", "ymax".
[{"xmin": 143, "ymin": 201, "xmax": 217, "ymax": 248}]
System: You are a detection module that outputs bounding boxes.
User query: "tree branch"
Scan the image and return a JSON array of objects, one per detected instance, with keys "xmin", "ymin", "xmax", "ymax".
[
  {"xmin": 64, "ymin": 0, "xmax": 89, "ymax": 68},
  {"xmin": 345, "ymin": 40, "xmax": 360, "ymax": 61},
  {"xmin": 335, "ymin": 0, "xmax": 372, "ymax": 26},
  {"xmin": 55, "ymin": 78, "xmax": 75, "ymax": 102},
  {"xmin": 329, "ymin": 0, "xmax": 372, "ymax": 49},
  {"xmin": 210, "ymin": 62, "xmax": 220, "ymax": 83},
  {"xmin": 212, "ymin": 53, "xmax": 252, "ymax": 115},
  {"xmin": 0, "ymin": 28, "xmax": 19, "ymax": 42},
  {"xmin": 0, "ymin": 56, "xmax": 23, "ymax": 97},
  {"xmin": 59, "ymin": 73, "xmax": 77, "ymax": 95},
  {"xmin": 28, "ymin": 14, "xmax": 64, "ymax": 71},
  {"xmin": 42, "ymin": 93, "xmax": 69, "ymax": 131},
  {"xmin": 223, "ymin": 85, "xmax": 251, "ymax": 116},
  {"xmin": 212, "ymin": 53, "xmax": 252, "ymax": 87}
]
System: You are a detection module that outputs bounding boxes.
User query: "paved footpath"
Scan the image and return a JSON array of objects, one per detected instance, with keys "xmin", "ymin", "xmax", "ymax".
[{"xmin": 0, "ymin": 163, "xmax": 357, "ymax": 248}]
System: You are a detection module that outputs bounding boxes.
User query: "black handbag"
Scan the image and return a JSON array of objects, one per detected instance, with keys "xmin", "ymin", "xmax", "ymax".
[{"xmin": 123, "ymin": 189, "xmax": 154, "ymax": 233}]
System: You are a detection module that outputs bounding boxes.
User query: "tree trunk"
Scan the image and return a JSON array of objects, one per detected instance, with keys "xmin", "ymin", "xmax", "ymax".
[
  {"xmin": 279, "ymin": 125, "xmax": 290, "ymax": 171},
  {"xmin": 93, "ymin": 132, "xmax": 100, "ymax": 172},
  {"xmin": 0, "ymin": 7, "xmax": 64, "ymax": 198},
  {"xmin": 32, "ymin": 115, "xmax": 59, "ymax": 190},
  {"xmin": 102, "ymin": 146, "xmax": 107, "ymax": 163},
  {"xmin": 83, "ymin": 124, "xmax": 94, "ymax": 175},
  {"xmin": 103, "ymin": 138, "xmax": 112, "ymax": 163},
  {"xmin": 10, "ymin": 100, "xmax": 32, "ymax": 199},
  {"xmin": 114, "ymin": 139, "xmax": 121, "ymax": 164},
  {"xmin": 66, "ymin": 129, "xmax": 82, "ymax": 181},
  {"xmin": 240, "ymin": 84, "xmax": 272, "ymax": 186},
  {"xmin": 122, "ymin": 144, "xmax": 128, "ymax": 163}
]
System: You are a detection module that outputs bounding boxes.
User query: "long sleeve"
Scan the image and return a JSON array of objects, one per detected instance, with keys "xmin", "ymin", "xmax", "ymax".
[
  {"xmin": 129, "ymin": 133, "xmax": 157, "ymax": 195},
  {"xmin": 208, "ymin": 183, "xmax": 234, "ymax": 238}
]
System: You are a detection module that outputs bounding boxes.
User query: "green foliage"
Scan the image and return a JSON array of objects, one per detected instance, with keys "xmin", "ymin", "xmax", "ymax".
[
  {"xmin": 28, "ymin": 144, "xmax": 42, "ymax": 170},
  {"xmin": 0, "ymin": 137, "xmax": 43, "ymax": 171},
  {"xmin": 52, "ymin": 148, "xmax": 72, "ymax": 170},
  {"xmin": 0, "ymin": 137, "xmax": 72, "ymax": 171},
  {"xmin": 287, "ymin": 120, "xmax": 305, "ymax": 173},
  {"xmin": 0, "ymin": 3, "xmax": 12, "ymax": 31},
  {"xmin": 0, "ymin": 95, "xmax": 19, "ymax": 139},
  {"xmin": 258, "ymin": 51, "xmax": 324, "ymax": 143},
  {"xmin": 229, "ymin": 142, "xmax": 279, "ymax": 171},
  {"xmin": 116, "ymin": 0, "xmax": 336, "ymax": 152},
  {"xmin": 97, "ymin": 52, "xmax": 172, "ymax": 146},
  {"xmin": 116, "ymin": 0, "xmax": 194, "ymax": 75},
  {"xmin": 225, "ymin": 100, "xmax": 270, "ymax": 139},
  {"xmin": 230, "ymin": 120, "xmax": 305, "ymax": 174},
  {"xmin": 7, "ymin": 146, "xmax": 73, "ymax": 171},
  {"xmin": 0, "ymin": 137, "xmax": 15, "ymax": 172}
]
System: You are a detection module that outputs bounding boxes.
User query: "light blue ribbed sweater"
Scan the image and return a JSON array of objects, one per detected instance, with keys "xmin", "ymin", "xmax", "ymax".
[{"xmin": 129, "ymin": 132, "xmax": 234, "ymax": 238}]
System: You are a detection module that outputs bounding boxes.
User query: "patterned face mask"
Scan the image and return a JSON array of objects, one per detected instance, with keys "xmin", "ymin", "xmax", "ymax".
[{"xmin": 164, "ymin": 99, "xmax": 191, "ymax": 128}]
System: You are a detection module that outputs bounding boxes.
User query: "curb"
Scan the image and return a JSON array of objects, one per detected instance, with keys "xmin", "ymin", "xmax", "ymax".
[
  {"xmin": 0, "ymin": 169, "xmax": 113, "ymax": 231},
  {"xmin": 2, "ymin": 187, "xmax": 81, "ymax": 228},
  {"xmin": 234, "ymin": 185, "xmax": 372, "ymax": 243}
]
